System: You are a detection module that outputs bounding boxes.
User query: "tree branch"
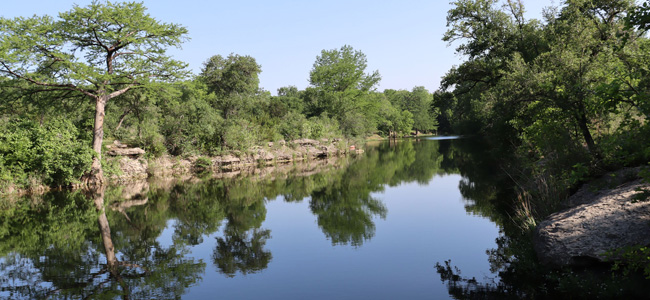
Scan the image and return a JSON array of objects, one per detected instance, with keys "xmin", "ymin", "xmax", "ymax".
[{"xmin": 0, "ymin": 61, "xmax": 96, "ymax": 99}]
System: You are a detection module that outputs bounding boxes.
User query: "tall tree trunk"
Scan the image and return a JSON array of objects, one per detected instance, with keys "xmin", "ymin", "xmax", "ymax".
[{"xmin": 87, "ymin": 95, "xmax": 108, "ymax": 184}]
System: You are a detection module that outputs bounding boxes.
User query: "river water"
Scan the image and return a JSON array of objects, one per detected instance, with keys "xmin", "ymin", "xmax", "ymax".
[{"xmin": 1, "ymin": 138, "xmax": 513, "ymax": 299}]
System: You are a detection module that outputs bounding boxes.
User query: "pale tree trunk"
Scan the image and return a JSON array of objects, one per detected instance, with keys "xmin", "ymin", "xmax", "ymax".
[{"xmin": 87, "ymin": 95, "xmax": 108, "ymax": 184}]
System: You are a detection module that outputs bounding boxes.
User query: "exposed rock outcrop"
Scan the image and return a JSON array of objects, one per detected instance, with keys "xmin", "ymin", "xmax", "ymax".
[
  {"xmin": 108, "ymin": 138, "xmax": 355, "ymax": 182},
  {"xmin": 106, "ymin": 140, "xmax": 145, "ymax": 157},
  {"xmin": 534, "ymin": 175, "xmax": 650, "ymax": 266}
]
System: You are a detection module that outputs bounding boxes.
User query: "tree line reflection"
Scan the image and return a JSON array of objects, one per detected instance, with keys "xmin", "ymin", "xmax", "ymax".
[{"xmin": 1, "ymin": 138, "xmax": 482, "ymax": 299}]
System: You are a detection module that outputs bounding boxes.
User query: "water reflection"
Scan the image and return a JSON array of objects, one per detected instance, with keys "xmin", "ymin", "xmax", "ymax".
[
  {"xmin": 1, "ymin": 138, "xmax": 499, "ymax": 299},
  {"xmin": 214, "ymin": 228, "xmax": 272, "ymax": 277}
]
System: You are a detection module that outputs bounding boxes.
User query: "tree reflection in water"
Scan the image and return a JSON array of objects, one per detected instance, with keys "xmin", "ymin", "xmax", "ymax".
[
  {"xmin": 213, "ymin": 228, "xmax": 272, "ymax": 277},
  {"xmin": 1, "ymin": 138, "xmax": 481, "ymax": 298},
  {"xmin": 434, "ymin": 138, "xmax": 650, "ymax": 299},
  {"xmin": 213, "ymin": 187, "xmax": 272, "ymax": 277},
  {"xmin": 0, "ymin": 186, "xmax": 206, "ymax": 299}
]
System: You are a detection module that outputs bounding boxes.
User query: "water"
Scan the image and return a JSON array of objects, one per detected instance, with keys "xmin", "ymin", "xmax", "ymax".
[{"xmin": 0, "ymin": 138, "xmax": 508, "ymax": 299}]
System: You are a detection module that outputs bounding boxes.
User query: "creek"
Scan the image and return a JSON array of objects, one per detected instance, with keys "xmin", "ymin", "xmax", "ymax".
[{"xmin": 1, "ymin": 137, "xmax": 594, "ymax": 299}]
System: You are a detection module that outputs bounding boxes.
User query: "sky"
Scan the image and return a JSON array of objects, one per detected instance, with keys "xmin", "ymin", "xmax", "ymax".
[{"xmin": 1, "ymin": 0, "xmax": 556, "ymax": 95}]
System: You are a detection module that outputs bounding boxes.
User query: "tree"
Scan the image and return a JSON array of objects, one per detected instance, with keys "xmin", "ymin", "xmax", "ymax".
[
  {"xmin": 309, "ymin": 45, "xmax": 380, "ymax": 93},
  {"xmin": 0, "ymin": 1, "xmax": 189, "ymax": 183},
  {"xmin": 306, "ymin": 45, "xmax": 382, "ymax": 137},
  {"xmin": 386, "ymin": 87, "xmax": 437, "ymax": 134},
  {"xmin": 199, "ymin": 54, "xmax": 262, "ymax": 119},
  {"xmin": 200, "ymin": 54, "xmax": 261, "ymax": 98}
]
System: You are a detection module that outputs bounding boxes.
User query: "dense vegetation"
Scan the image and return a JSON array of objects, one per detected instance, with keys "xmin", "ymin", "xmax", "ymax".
[
  {"xmin": 437, "ymin": 0, "xmax": 650, "ymax": 224},
  {"xmin": 0, "ymin": 1, "xmax": 438, "ymax": 190},
  {"xmin": 431, "ymin": 0, "xmax": 650, "ymax": 295}
]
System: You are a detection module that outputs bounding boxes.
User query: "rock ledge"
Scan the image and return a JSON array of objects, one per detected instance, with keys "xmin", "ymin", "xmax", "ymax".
[{"xmin": 534, "ymin": 176, "xmax": 650, "ymax": 266}]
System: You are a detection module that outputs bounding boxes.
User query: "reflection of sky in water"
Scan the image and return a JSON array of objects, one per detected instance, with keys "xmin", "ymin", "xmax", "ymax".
[
  {"xmin": 424, "ymin": 136, "xmax": 462, "ymax": 141},
  {"xmin": 179, "ymin": 174, "xmax": 499, "ymax": 300},
  {"xmin": 1, "ymin": 139, "xmax": 502, "ymax": 299}
]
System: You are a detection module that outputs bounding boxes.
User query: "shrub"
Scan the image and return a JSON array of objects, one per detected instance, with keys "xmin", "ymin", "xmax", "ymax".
[
  {"xmin": 222, "ymin": 119, "xmax": 260, "ymax": 151},
  {"xmin": 193, "ymin": 156, "xmax": 213, "ymax": 173},
  {"xmin": 278, "ymin": 111, "xmax": 307, "ymax": 141},
  {"xmin": 0, "ymin": 118, "xmax": 93, "ymax": 187}
]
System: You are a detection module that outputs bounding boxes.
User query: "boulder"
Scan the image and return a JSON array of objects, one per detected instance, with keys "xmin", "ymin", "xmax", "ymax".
[
  {"xmin": 106, "ymin": 147, "xmax": 145, "ymax": 157},
  {"xmin": 534, "ymin": 179, "xmax": 650, "ymax": 266},
  {"xmin": 118, "ymin": 157, "xmax": 147, "ymax": 176}
]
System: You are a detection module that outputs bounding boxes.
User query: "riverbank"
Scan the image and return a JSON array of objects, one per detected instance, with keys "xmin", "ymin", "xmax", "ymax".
[
  {"xmin": 1, "ymin": 138, "xmax": 365, "ymax": 197},
  {"xmin": 111, "ymin": 138, "xmax": 362, "ymax": 181}
]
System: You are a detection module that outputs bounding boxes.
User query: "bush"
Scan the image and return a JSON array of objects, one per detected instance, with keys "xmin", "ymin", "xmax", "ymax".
[
  {"xmin": 308, "ymin": 114, "xmax": 341, "ymax": 139},
  {"xmin": 193, "ymin": 156, "xmax": 213, "ymax": 173},
  {"xmin": 0, "ymin": 118, "xmax": 93, "ymax": 187},
  {"xmin": 222, "ymin": 119, "xmax": 260, "ymax": 151},
  {"xmin": 278, "ymin": 111, "xmax": 307, "ymax": 141},
  {"xmin": 158, "ymin": 84, "xmax": 224, "ymax": 156}
]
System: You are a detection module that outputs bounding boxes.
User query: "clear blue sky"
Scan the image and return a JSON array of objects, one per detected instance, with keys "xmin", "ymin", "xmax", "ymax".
[{"xmin": 2, "ymin": 0, "xmax": 554, "ymax": 95}]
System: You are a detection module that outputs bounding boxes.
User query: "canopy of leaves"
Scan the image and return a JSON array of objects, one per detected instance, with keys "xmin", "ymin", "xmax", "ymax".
[{"xmin": 0, "ymin": 0, "xmax": 189, "ymax": 98}]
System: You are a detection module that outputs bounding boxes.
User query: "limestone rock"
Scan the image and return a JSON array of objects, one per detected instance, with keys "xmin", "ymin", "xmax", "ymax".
[
  {"xmin": 534, "ymin": 179, "xmax": 650, "ymax": 266},
  {"xmin": 112, "ymin": 140, "xmax": 129, "ymax": 148},
  {"xmin": 107, "ymin": 147, "xmax": 145, "ymax": 157}
]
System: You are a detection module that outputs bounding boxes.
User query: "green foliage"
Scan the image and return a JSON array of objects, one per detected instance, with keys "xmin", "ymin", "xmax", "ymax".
[
  {"xmin": 278, "ymin": 111, "xmax": 307, "ymax": 141},
  {"xmin": 608, "ymin": 246, "xmax": 650, "ymax": 279},
  {"xmin": 222, "ymin": 119, "xmax": 260, "ymax": 151},
  {"xmin": 309, "ymin": 45, "xmax": 380, "ymax": 92},
  {"xmin": 386, "ymin": 87, "xmax": 437, "ymax": 133},
  {"xmin": 0, "ymin": 118, "xmax": 93, "ymax": 187},
  {"xmin": 0, "ymin": 0, "xmax": 190, "ymax": 181},
  {"xmin": 200, "ymin": 54, "xmax": 262, "ymax": 98},
  {"xmin": 156, "ymin": 82, "xmax": 224, "ymax": 156},
  {"xmin": 437, "ymin": 0, "xmax": 650, "ymax": 224},
  {"xmin": 0, "ymin": 7, "xmax": 436, "ymax": 188},
  {"xmin": 193, "ymin": 156, "xmax": 213, "ymax": 173},
  {"xmin": 567, "ymin": 163, "xmax": 590, "ymax": 187},
  {"xmin": 0, "ymin": 1, "xmax": 189, "ymax": 89}
]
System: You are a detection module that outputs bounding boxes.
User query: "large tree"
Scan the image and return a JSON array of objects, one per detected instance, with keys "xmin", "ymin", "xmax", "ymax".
[
  {"xmin": 309, "ymin": 44, "xmax": 380, "ymax": 93},
  {"xmin": 305, "ymin": 45, "xmax": 382, "ymax": 136},
  {"xmin": 199, "ymin": 54, "xmax": 262, "ymax": 119},
  {"xmin": 0, "ymin": 1, "xmax": 188, "ymax": 183}
]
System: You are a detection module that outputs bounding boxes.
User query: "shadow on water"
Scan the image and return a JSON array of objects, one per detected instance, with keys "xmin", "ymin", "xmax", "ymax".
[{"xmin": 432, "ymin": 139, "xmax": 650, "ymax": 299}]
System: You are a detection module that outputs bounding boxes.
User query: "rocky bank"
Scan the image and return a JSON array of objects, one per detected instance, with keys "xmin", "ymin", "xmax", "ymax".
[
  {"xmin": 533, "ymin": 168, "xmax": 650, "ymax": 266},
  {"xmin": 107, "ymin": 138, "xmax": 362, "ymax": 182}
]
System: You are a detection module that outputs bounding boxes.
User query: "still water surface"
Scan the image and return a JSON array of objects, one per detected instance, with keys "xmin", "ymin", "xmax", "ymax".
[{"xmin": 1, "ymin": 138, "xmax": 505, "ymax": 299}]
